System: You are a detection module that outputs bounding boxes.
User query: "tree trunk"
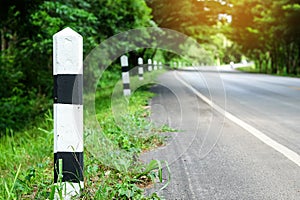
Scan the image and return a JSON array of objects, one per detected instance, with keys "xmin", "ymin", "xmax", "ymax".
[
  {"xmin": 1, "ymin": 27, "xmax": 6, "ymax": 52},
  {"xmin": 271, "ymin": 50, "xmax": 278, "ymax": 74},
  {"xmin": 295, "ymin": 43, "xmax": 300, "ymax": 74},
  {"xmin": 290, "ymin": 43, "xmax": 299, "ymax": 75},
  {"xmin": 286, "ymin": 43, "xmax": 291, "ymax": 74},
  {"xmin": 258, "ymin": 59, "xmax": 263, "ymax": 73},
  {"xmin": 141, "ymin": 48, "xmax": 147, "ymax": 59},
  {"xmin": 150, "ymin": 48, "xmax": 157, "ymax": 59}
]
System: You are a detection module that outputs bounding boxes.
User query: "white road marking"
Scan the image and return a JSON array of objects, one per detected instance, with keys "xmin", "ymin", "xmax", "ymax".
[{"xmin": 174, "ymin": 71, "xmax": 300, "ymax": 167}]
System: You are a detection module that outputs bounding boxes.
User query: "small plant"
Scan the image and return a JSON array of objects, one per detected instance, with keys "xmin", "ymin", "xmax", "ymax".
[
  {"xmin": 3, "ymin": 164, "xmax": 21, "ymax": 200},
  {"xmin": 53, "ymin": 159, "xmax": 64, "ymax": 200},
  {"xmin": 136, "ymin": 160, "xmax": 171, "ymax": 191}
]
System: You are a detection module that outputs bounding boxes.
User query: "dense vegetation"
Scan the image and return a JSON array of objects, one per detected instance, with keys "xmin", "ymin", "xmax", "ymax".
[
  {"xmin": 0, "ymin": 0, "xmax": 152, "ymax": 132},
  {"xmin": 228, "ymin": 0, "xmax": 300, "ymax": 75},
  {"xmin": 2, "ymin": 0, "xmax": 299, "ymax": 132},
  {"xmin": 147, "ymin": 0, "xmax": 300, "ymax": 74}
]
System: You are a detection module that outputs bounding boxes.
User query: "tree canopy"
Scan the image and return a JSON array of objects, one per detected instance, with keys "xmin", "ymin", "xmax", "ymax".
[
  {"xmin": 0, "ymin": 0, "xmax": 152, "ymax": 133},
  {"xmin": 227, "ymin": 0, "xmax": 300, "ymax": 74},
  {"xmin": 1, "ymin": 0, "xmax": 300, "ymax": 133}
]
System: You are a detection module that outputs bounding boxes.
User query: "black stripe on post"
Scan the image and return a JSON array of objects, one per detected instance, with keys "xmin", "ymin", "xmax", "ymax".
[
  {"xmin": 121, "ymin": 55, "xmax": 131, "ymax": 96},
  {"xmin": 122, "ymin": 66, "xmax": 129, "ymax": 72},
  {"xmin": 54, "ymin": 74, "xmax": 83, "ymax": 105},
  {"xmin": 54, "ymin": 152, "xmax": 84, "ymax": 183},
  {"xmin": 123, "ymin": 83, "xmax": 130, "ymax": 90}
]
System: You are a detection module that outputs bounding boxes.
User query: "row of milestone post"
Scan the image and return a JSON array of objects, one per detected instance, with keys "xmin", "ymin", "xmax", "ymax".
[
  {"xmin": 52, "ymin": 27, "xmax": 164, "ymax": 199},
  {"xmin": 120, "ymin": 55, "xmax": 163, "ymax": 96}
]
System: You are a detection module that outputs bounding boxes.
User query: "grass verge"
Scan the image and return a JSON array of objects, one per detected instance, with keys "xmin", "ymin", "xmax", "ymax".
[
  {"xmin": 236, "ymin": 66, "xmax": 260, "ymax": 73},
  {"xmin": 236, "ymin": 66, "xmax": 300, "ymax": 78},
  {"xmin": 0, "ymin": 67, "xmax": 169, "ymax": 199}
]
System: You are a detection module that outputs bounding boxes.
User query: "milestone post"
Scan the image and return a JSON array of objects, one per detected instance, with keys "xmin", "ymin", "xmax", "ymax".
[{"xmin": 53, "ymin": 27, "xmax": 84, "ymax": 199}]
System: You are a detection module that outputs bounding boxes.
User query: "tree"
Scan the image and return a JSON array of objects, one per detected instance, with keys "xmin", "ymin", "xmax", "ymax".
[
  {"xmin": 146, "ymin": 0, "xmax": 234, "ymax": 64},
  {"xmin": 228, "ymin": 0, "xmax": 300, "ymax": 74},
  {"xmin": 146, "ymin": 0, "xmax": 228, "ymax": 42},
  {"xmin": 282, "ymin": 1, "xmax": 300, "ymax": 74},
  {"xmin": 0, "ymin": 0, "xmax": 154, "ymax": 133}
]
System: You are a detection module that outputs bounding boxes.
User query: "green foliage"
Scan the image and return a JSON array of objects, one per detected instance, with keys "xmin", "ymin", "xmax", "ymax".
[
  {"xmin": 87, "ymin": 0, "xmax": 152, "ymax": 37},
  {"xmin": 147, "ymin": 0, "xmax": 300, "ymax": 69},
  {"xmin": 84, "ymin": 158, "xmax": 169, "ymax": 199},
  {"xmin": 146, "ymin": 0, "xmax": 223, "ymax": 40},
  {"xmin": 0, "ymin": 88, "xmax": 51, "ymax": 136},
  {"xmin": 81, "ymin": 69, "xmax": 169, "ymax": 199},
  {"xmin": 30, "ymin": 1, "xmax": 99, "ymax": 53},
  {"xmin": 228, "ymin": 0, "xmax": 300, "ymax": 75},
  {"xmin": 236, "ymin": 66, "xmax": 259, "ymax": 74},
  {"xmin": 146, "ymin": 0, "xmax": 239, "ymax": 65},
  {"xmin": 0, "ymin": 111, "xmax": 53, "ymax": 199},
  {"xmin": 0, "ymin": 0, "xmax": 154, "ymax": 134},
  {"xmin": 136, "ymin": 159, "xmax": 171, "ymax": 192},
  {"xmin": 3, "ymin": 164, "xmax": 21, "ymax": 200},
  {"xmin": 95, "ymin": 70, "xmax": 163, "ymax": 153}
]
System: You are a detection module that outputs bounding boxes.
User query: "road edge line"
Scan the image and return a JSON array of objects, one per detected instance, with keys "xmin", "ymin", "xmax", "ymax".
[{"xmin": 174, "ymin": 71, "xmax": 300, "ymax": 167}]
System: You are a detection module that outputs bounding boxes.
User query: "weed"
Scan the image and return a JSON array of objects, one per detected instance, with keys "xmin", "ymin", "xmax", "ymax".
[{"xmin": 3, "ymin": 164, "xmax": 21, "ymax": 200}]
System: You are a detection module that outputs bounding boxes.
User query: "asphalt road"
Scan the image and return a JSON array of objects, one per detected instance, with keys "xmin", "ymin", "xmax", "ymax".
[{"xmin": 141, "ymin": 66, "xmax": 300, "ymax": 199}]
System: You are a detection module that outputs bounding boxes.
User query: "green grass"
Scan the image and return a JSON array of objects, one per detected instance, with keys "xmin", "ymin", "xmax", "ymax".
[
  {"xmin": 0, "ymin": 112, "xmax": 54, "ymax": 199},
  {"xmin": 236, "ymin": 66, "xmax": 260, "ymax": 73},
  {"xmin": 273, "ymin": 72, "xmax": 300, "ymax": 78},
  {"xmin": 0, "ymin": 68, "xmax": 169, "ymax": 199}
]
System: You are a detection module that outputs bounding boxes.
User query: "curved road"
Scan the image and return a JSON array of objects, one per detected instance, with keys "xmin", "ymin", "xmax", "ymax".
[{"xmin": 141, "ymin": 67, "xmax": 300, "ymax": 199}]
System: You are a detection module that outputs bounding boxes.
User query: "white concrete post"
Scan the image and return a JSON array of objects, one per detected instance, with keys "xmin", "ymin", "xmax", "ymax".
[
  {"xmin": 121, "ymin": 55, "xmax": 131, "ymax": 96},
  {"xmin": 159, "ymin": 61, "xmax": 163, "ymax": 69},
  {"xmin": 173, "ymin": 62, "xmax": 177, "ymax": 68},
  {"xmin": 148, "ymin": 59, "xmax": 152, "ymax": 71},
  {"xmin": 230, "ymin": 61, "xmax": 234, "ymax": 68},
  {"xmin": 138, "ymin": 57, "xmax": 144, "ymax": 80},
  {"xmin": 153, "ymin": 60, "xmax": 158, "ymax": 70},
  {"xmin": 53, "ymin": 27, "xmax": 84, "ymax": 199}
]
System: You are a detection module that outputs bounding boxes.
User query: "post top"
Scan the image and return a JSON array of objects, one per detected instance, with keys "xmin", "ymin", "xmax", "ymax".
[
  {"xmin": 53, "ymin": 27, "xmax": 82, "ymax": 39},
  {"xmin": 120, "ymin": 55, "xmax": 128, "ymax": 67},
  {"xmin": 53, "ymin": 27, "xmax": 83, "ymax": 75},
  {"xmin": 148, "ymin": 59, "xmax": 152, "ymax": 64},
  {"xmin": 138, "ymin": 57, "xmax": 143, "ymax": 65}
]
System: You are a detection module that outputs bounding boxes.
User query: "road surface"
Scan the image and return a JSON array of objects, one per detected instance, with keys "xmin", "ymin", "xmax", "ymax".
[{"xmin": 141, "ymin": 66, "xmax": 300, "ymax": 199}]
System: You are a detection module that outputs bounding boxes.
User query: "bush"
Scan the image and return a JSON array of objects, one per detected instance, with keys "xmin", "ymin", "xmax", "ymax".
[{"xmin": 0, "ymin": 88, "xmax": 51, "ymax": 136}]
